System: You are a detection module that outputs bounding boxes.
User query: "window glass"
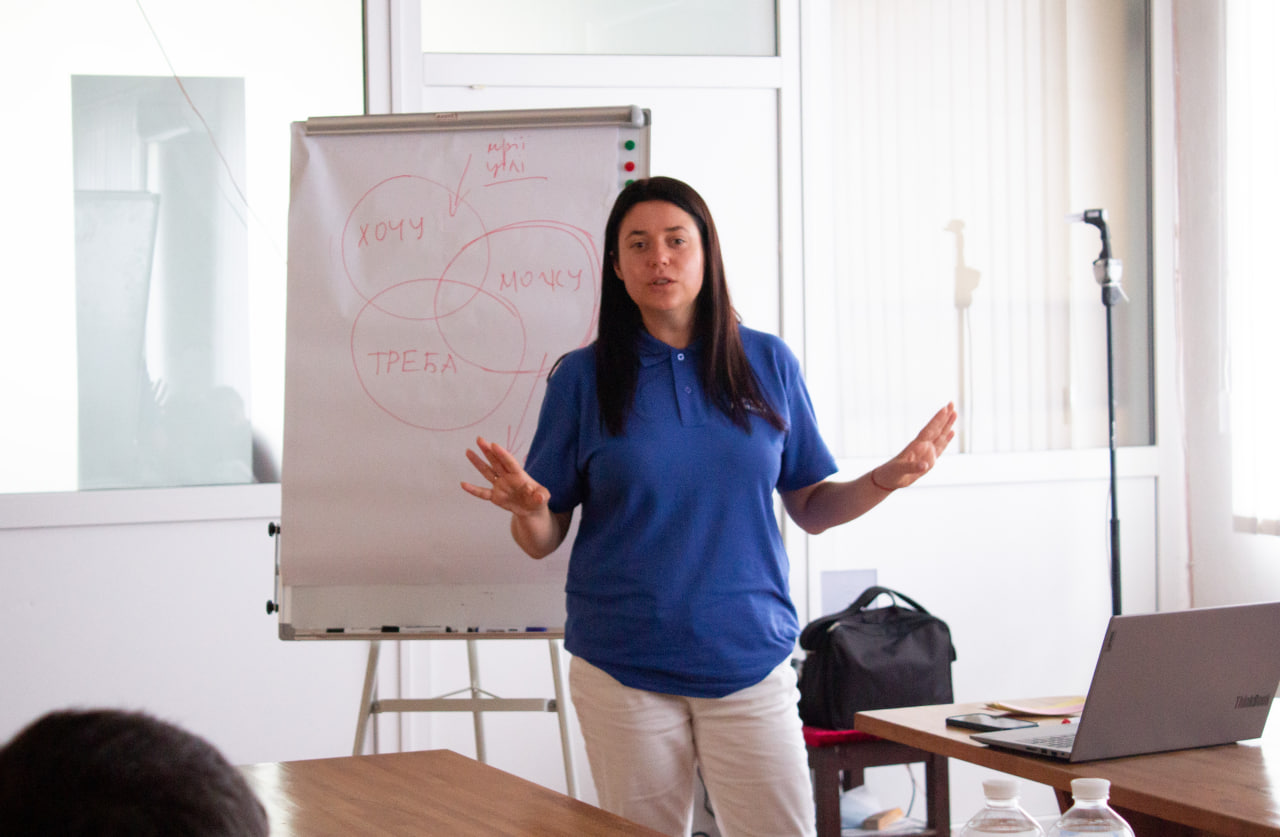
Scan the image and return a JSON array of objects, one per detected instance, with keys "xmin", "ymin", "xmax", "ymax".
[
  {"xmin": 421, "ymin": 0, "xmax": 777, "ymax": 56},
  {"xmin": 0, "ymin": 1, "xmax": 362, "ymax": 493},
  {"xmin": 72, "ymin": 75, "xmax": 252, "ymax": 489}
]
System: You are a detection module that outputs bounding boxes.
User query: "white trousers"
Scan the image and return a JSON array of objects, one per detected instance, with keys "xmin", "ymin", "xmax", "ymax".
[{"xmin": 569, "ymin": 656, "xmax": 817, "ymax": 837}]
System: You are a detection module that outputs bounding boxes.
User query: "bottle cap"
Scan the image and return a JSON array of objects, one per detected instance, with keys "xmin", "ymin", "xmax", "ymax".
[
  {"xmin": 1070, "ymin": 777, "xmax": 1111, "ymax": 800},
  {"xmin": 983, "ymin": 777, "xmax": 1020, "ymax": 800}
]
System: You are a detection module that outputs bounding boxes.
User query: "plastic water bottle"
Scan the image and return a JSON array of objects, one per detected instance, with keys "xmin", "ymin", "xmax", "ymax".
[
  {"xmin": 959, "ymin": 777, "xmax": 1045, "ymax": 836},
  {"xmin": 1045, "ymin": 778, "xmax": 1135, "ymax": 836}
]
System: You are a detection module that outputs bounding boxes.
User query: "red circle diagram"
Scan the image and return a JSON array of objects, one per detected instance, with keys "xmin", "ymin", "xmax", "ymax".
[
  {"xmin": 344, "ymin": 175, "xmax": 601, "ymax": 432},
  {"xmin": 351, "ymin": 277, "xmax": 526, "ymax": 431}
]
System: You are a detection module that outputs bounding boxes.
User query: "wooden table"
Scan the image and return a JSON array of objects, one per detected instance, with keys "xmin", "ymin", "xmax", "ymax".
[
  {"xmin": 240, "ymin": 749, "xmax": 664, "ymax": 836},
  {"xmin": 856, "ymin": 701, "xmax": 1280, "ymax": 837}
]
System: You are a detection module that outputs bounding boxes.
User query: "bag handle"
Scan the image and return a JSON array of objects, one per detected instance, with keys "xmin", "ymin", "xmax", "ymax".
[
  {"xmin": 848, "ymin": 585, "xmax": 932, "ymax": 615},
  {"xmin": 799, "ymin": 585, "xmax": 933, "ymax": 650}
]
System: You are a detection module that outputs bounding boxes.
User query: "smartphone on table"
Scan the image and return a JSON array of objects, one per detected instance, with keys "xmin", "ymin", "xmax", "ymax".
[{"xmin": 945, "ymin": 712, "xmax": 1039, "ymax": 732}]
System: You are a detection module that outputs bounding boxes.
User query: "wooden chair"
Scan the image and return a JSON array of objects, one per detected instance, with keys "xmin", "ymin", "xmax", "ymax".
[{"xmin": 804, "ymin": 726, "xmax": 951, "ymax": 836}]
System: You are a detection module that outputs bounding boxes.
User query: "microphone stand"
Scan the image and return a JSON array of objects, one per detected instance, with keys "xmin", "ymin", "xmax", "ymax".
[{"xmin": 1074, "ymin": 209, "xmax": 1126, "ymax": 616}]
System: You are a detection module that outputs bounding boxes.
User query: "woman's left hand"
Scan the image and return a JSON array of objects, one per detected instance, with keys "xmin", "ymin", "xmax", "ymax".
[{"xmin": 870, "ymin": 402, "xmax": 958, "ymax": 491}]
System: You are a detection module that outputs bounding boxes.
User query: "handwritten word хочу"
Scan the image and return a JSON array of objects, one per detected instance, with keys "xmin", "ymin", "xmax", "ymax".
[{"xmin": 358, "ymin": 217, "xmax": 426, "ymax": 247}]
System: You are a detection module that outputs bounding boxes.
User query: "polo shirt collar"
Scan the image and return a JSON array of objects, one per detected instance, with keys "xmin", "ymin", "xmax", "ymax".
[{"xmin": 637, "ymin": 329, "xmax": 701, "ymax": 366}]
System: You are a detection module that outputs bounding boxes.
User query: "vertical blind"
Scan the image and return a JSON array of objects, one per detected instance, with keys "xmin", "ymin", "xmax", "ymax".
[
  {"xmin": 821, "ymin": 0, "xmax": 1147, "ymax": 457},
  {"xmin": 1227, "ymin": 0, "xmax": 1280, "ymax": 534}
]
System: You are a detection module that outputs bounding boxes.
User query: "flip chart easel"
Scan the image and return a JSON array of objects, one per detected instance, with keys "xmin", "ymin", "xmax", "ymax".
[{"xmin": 274, "ymin": 106, "xmax": 651, "ymax": 799}]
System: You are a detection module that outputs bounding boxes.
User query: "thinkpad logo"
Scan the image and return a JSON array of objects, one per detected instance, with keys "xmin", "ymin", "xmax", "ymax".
[{"xmin": 1234, "ymin": 694, "xmax": 1273, "ymax": 709}]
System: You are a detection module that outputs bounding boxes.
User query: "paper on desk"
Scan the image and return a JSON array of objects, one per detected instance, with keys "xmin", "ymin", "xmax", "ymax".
[
  {"xmin": 986, "ymin": 695, "xmax": 1086, "ymax": 716},
  {"xmin": 841, "ymin": 819, "xmax": 922, "ymax": 836}
]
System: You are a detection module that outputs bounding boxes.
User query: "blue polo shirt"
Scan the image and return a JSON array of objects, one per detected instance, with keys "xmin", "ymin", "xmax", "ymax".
[{"xmin": 524, "ymin": 326, "xmax": 837, "ymax": 698}]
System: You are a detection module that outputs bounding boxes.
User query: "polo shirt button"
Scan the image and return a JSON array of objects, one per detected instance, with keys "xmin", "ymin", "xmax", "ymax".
[
  {"xmin": 684, "ymin": 386, "xmax": 692, "ymax": 394},
  {"xmin": 677, "ymin": 353, "xmax": 685, "ymax": 361}
]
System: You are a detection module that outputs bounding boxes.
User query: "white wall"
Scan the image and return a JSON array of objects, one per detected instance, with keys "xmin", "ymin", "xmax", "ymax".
[
  {"xmin": 0, "ymin": 488, "xmax": 367, "ymax": 766},
  {"xmin": 0, "ymin": 489, "xmax": 592, "ymax": 797}
]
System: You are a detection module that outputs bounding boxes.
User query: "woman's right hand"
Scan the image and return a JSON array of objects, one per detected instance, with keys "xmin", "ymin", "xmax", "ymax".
[
  {"xmin": 462, "ymin": 437, "xmax": 569, "ymax": 559},
  {"xmin": 460, "ymin": 437, "xmax": 551, "ymax": 516}
]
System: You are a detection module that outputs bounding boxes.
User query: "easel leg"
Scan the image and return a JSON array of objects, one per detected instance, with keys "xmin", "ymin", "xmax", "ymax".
[
  {"xmin": 548, "ymin": 638, "xmax": 577, "ymax": 798},
  {"xmin": 467, "ymin": 638, "xmax": 486, "ymax": 762},
  {"xmin": 353, "ymin": 641, "xmax": 380, "ymax": 756}
]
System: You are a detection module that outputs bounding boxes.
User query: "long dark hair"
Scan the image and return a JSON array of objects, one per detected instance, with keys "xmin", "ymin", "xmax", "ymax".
[{"xmin": 595, "ymin": 176, "xmax": 786, "ymax": 436}]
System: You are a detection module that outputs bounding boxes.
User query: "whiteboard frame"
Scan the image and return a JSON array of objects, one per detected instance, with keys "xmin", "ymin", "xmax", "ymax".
[{"xmin": 302, "ymin": 105, "xmax": 649, "ymax": 135}]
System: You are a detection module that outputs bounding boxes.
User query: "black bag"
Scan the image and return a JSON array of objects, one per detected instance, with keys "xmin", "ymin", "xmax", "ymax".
[{"xmin": 797, "ymin": 586, "xmax": 956, "ymax": 730}]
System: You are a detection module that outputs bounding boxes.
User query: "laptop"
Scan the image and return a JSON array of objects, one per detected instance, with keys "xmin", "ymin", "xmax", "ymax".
[{"xmin": 971, "ymin": 601, "xmax": 1280, "ymax": 762}]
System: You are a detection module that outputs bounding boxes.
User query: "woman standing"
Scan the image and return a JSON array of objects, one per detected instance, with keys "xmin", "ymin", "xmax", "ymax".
[{"xmin": 462, "ymin": 176, "xmax": 955, "ymax": 837}]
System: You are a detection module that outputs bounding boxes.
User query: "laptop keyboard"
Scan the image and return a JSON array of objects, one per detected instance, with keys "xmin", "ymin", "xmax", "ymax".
[{"xmin": 1022, "ymin": 732, "xmax": 1076, "ymax": 749}]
